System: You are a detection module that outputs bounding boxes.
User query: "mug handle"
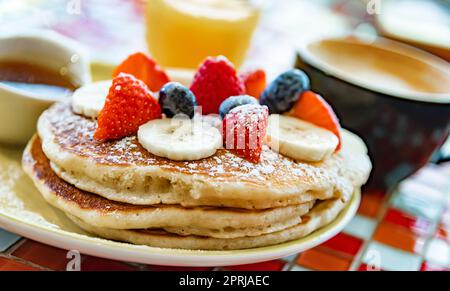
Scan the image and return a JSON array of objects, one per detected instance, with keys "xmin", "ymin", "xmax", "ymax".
[{"xmin": 434, "ymin": 137, "xmax": 450, "ymax": 163}]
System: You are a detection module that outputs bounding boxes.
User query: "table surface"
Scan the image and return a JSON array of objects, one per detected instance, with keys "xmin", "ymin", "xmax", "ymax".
[{"xmin": 1, "ymin": 0, "xmax": 449, "ymax": 271}]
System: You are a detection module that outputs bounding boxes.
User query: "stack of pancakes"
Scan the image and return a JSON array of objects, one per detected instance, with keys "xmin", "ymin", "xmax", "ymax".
[{"xmin": 22, "ymin": 102, "xmax": 371, "ymax": 250}]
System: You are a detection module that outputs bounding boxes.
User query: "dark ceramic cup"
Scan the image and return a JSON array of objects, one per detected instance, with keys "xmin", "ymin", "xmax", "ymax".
[{"xmin": 296, "ymin": 36, "xmax": 450, "ymax": 191}]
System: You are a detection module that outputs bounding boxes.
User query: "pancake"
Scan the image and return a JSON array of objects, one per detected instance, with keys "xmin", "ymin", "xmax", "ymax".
[
  {"xmin": 37, "ymin": 102, "xmax": 371, "ymax": 209},
  {"xmin": 22, "ymin": 136, "xmax": 315, "ymax": 238},
  {"xmin": 67, "ymin": 196, "xmax": 348, "ymax": 250}
]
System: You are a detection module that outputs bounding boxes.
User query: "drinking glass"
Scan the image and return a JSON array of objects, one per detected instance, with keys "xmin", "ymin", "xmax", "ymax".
[{"xmin": 145, "ymin": 0, "xmax": 262, "ymax": 69}]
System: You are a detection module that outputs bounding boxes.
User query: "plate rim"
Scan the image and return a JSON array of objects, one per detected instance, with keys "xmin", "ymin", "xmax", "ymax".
[{"xmin": 0, "ymin": 190, "xmax": 360, "ymax": 267}]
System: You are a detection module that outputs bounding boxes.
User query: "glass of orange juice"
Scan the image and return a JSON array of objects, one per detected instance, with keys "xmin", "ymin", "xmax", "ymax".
[{"xmin": 145, "ymin": 0, "xmax": 262, "ymax": 69}]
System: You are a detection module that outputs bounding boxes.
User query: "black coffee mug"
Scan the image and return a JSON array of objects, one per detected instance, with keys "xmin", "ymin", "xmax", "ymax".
[{"xmin": 296, "ymin": 37, "xmax": 450, "ymax": 191}]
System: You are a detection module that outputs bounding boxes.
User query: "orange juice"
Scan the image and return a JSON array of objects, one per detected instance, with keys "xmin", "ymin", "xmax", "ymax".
[{"xmin": 145, "ymin": 0, "xmax": 260, "ymax": 69}]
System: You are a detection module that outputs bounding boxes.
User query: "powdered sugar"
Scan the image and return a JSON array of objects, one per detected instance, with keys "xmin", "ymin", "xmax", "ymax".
[{"xmin": 46, "ymin": 102, "xmax": 332, "ymax": 186}]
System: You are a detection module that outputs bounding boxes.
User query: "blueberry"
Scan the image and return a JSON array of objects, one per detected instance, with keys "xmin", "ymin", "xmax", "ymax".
[
  {"xmin": 219, "ymin": 95, "xmax": 258, "ymax": 118},
  {"xmin": 159, "ymin": 82, "xmax": 197, "ymax": 118},
  {"xmin": 259, "ymin": 69, "xmax": 310, "ymax": 114}
]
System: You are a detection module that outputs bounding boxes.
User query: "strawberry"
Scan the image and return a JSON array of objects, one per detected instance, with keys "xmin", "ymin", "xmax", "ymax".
[
  {"xmin": 113, "ymin": 52, "xmax": 170, "ymax": 92},
  {"xmin": 240, "ymin": 69, "xmax": 267, "ymax": 99},
  {"xmin": 94, "ymin": 73, "xmax": 161, "ymax": 141},
  {"xmin": 223, "ymin": 104, "xmax": 269, "ymax": 163},
  {"xmin": 292, "ymin": 91, "xmax": 342, "ymax": 151},
  {"xmin": 190, "ymin": 56, "xmax": 245, "ymax": 115}
]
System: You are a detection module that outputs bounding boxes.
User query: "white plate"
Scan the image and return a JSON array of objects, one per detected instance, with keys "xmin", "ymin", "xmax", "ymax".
[{"xmin": 0, "ymin": 145, "xmax": 360, "ymax": 267}]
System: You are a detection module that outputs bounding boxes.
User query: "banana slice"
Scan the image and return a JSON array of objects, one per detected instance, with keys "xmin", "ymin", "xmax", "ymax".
[
  {"xmin": 138, "ymin": 117, "xmax": 222, "ymax": 161},
  {"xmin": 266, "ymin": 114, "xmax": 338, "ymax": 162},
  {"xmin": 72, "ymin": 80, "xmax": 111, "ymax": 118}
]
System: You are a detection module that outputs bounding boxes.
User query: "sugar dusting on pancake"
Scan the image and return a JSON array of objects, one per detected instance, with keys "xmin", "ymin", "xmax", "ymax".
[
  {"xmin": 45, "ymin": 101, "xmax": 329, "ymax": 185},
  {"xmin": 35, "ymin": 101, "xmax": 370, "ymax": 209}
]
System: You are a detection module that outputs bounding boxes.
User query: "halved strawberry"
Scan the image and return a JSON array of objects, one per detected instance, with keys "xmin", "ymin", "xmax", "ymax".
[
  {"xmin": 113, "ymin": 52, "xmax": 170, "ymax": 92},
  {"xmin": 94, "ymin": 73, "xmax": 161, "ymax": 141},
  {"xmin": 292, "ymin": 91, "xmax": 342, "ymax": 151},
  {"xmin": 223, "ymin": 104, "xmax": 269, "ymax": 163},
  {"xmin": 240, "ymin": 69, "xmax": 267, "ymax": 99}
]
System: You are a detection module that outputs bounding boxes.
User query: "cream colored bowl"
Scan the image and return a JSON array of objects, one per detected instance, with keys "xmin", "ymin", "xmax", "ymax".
[{"xmin": 0, "ymin": 30, "xmax": 91, "ymax": 145}]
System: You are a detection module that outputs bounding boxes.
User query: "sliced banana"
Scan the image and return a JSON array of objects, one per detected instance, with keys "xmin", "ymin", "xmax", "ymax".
[
  {"xmin": 72, "ymin": 80, "xmax": 111, "ymax": 118},
  {"xmin": 138, "ymin": 117, "xmax": 222, "ymax": 161},
  {"xmin": 266, "ymin": 114, "xmax": 338, "ymax": 162}
]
